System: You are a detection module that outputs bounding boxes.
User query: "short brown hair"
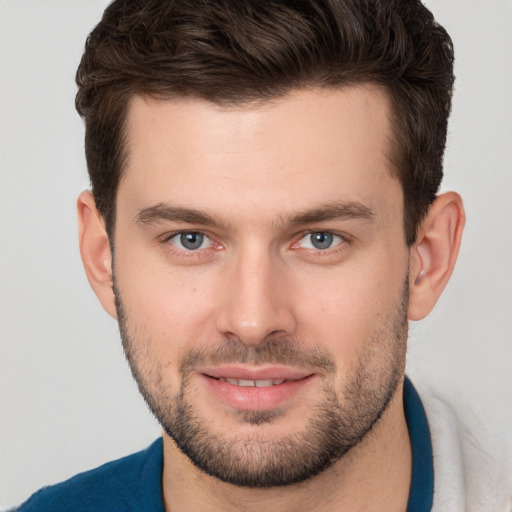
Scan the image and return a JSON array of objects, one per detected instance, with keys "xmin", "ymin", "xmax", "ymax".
[{"xmin": 76, "ymin": 0, "xmax": 454, "ymax": 245}]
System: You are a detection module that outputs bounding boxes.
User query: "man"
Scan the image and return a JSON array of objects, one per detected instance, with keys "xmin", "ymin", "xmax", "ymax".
[{"xmin": 13, "ymin": 0, "xmax": 506, "ymax": 511}]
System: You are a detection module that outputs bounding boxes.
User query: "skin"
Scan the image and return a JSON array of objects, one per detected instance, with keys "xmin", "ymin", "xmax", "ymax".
[{"xmin": 78, "ymin": 85, "xmax": 465, "ymax": 511}]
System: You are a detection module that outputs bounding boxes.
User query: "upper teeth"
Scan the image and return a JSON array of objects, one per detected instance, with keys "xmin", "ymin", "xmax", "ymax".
[{"xmin": 219, "ymin": 378, "xmax": 286, "ymax": 387}]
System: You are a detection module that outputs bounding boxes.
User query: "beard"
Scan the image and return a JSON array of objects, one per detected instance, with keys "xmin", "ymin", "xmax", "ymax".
[{"xmin": 113, "ymin": 275, "xmax": 409, "ymax": 488}]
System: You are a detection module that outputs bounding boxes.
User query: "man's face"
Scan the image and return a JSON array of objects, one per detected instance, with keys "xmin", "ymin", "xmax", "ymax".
[{"xmin": 112, "ymin": 86, "xmax": 411, "ymax": 487}]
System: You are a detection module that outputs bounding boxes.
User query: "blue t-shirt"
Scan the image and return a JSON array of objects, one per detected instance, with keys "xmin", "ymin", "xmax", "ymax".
[
  {"xmin": 404, "ymin": 377, "xmax": 434, "ymax": 512},
  {"xmin": 14, "ymin": 440, "xmax": 165, "ymax": 512},
  {"xmin": 15, "ymin": 378, "xmax": 433, "ymax": 511}
]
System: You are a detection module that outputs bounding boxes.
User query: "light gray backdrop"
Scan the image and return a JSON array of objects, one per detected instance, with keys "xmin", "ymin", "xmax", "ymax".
[{"xmin": 1, "ymin": 0, "xmax": 511, "ymax": 507}]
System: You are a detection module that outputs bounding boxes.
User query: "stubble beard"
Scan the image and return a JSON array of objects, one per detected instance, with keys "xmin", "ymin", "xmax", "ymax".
[{"xmin": 113, "ymin": 277, "xmax": 409, "ymax": 488}]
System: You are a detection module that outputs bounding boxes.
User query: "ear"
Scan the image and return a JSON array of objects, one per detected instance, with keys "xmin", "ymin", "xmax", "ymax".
[
  {"xmin": 408, "ymin": 191, "xmax": 465, "ymax": 321},
  {"xmin": 77, "ymin": 191, "xmax": 117, "ymax": 319}
]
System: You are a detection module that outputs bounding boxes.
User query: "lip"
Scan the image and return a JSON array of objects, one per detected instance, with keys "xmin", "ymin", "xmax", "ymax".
[
  {"xmin": 200, "ymin": 365, "xmax": 313, "ymax": 381},
  {"xmin": 197, "ymin": 366, "xmax": 316, "ymax": 411}
]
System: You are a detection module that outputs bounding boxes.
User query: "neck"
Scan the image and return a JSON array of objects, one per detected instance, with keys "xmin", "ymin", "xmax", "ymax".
[{"xmin": 162, "ymin": 383, "xmax": 411, "ymax": 512}]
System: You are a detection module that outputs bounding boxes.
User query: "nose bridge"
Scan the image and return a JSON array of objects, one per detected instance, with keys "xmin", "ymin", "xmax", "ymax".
[{"xmin": 216, "ymin": 242, "xmax": 296, "ymax": 345}]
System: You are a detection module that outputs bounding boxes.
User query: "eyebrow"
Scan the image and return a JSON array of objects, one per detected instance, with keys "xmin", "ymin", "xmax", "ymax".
[
  {"xmin": 135, "ymin": 200, "xmax": 375, "ymax": 229},
  {"xmin": 285, "ymin": 201, "xmax": 375, "ymax": 226},
  {"xmin": 135, "ymin": 203, "xmax": 229, "ymax": 229}
]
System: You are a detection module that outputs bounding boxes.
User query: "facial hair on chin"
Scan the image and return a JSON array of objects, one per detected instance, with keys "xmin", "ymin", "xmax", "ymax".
[{"xmin": 113, "ymin": 274, "xmax": 409, "ymax": 488}]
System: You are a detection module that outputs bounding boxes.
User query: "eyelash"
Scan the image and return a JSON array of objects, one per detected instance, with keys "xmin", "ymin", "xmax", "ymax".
[
  {"xmin": 161, "ymin": 230, "xmax": 350, "ymax": 258},
  {"xmin": 163, "ymin": 231, "xmax": 220, "ymax": 256},
  {"xmin": 290, "ymin": 230, "xmax": 350, "ymax": 259},
  {"xmin": 294, "ymin": 231, "xmax": 345, "ymax": 249}
]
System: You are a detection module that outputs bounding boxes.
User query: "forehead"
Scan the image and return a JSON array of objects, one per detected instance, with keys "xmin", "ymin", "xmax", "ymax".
[{"xmin": 119, "ymin": 86, "xmax": 401, "ymax": 227}]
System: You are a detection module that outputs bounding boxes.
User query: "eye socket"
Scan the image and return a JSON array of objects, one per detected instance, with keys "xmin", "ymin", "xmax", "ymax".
[
  {"xmin": 298, "ymin": 232, "xmax": 343, "ymax": 250},
  {"xmin": 168, "ymin": 232, "xmax": 213, "ymax": 251}
]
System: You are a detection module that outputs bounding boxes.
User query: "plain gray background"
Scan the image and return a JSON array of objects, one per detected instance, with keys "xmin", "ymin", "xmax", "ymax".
[{"xmin": 1, "ymin": 0, "xmax": 511, "ymax": 507}]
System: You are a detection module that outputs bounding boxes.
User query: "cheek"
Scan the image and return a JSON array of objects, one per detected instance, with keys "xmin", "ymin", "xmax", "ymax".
[
  {"xmin": 124, "ymin": 279, "xmax": 213, "ymax": 338},
  {"xmin": 113, "ymin": 251, "xmax": 222, "ymax": 371},
  {"xmin": 292, "ymin": 257, "xmax": 407, "ymax": 368}
]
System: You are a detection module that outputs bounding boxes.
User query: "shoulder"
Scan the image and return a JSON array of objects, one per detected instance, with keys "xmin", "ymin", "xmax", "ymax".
[
  {"xmin": 415, "ymin": 383, "xmax": 512, "ymax": 512},
  {"xmin": 14, "ymin": 438, "xmax": 164, "ymax": 512}
]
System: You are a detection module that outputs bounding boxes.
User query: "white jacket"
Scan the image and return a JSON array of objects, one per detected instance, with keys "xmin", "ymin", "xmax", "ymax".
[{"xmin": 420, "ymin": 389, "xmax": 511, "ymax": 511}]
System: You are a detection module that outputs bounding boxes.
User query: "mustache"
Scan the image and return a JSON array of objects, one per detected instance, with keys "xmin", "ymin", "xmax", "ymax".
[{"xmin": 180, "ymin": 337, "xmax": 337, "ymax": 376}]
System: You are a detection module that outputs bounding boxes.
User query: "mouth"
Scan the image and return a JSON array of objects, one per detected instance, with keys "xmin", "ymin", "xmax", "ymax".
[
  {"xmin": 198, "ymin": 366, "xmax": 315, "ymax": 411},
  {"xmin": 214, "ymin": 377, "xmax": 293, "ymax": 387}
]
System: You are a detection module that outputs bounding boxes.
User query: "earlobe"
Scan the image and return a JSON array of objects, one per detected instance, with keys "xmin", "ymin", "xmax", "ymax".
[
  {"xmin": 77, "ymin": 191, "xmax": 118, "ymax": 319},
  {"xmin": 408, "ymin": 192, "xmax": 465, "ymax": 321}
]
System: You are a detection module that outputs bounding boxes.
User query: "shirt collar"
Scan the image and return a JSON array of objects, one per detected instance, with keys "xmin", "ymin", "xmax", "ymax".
[{"xmin": 404, "ymin": 376, "xmax": 434, "ymax": 512}]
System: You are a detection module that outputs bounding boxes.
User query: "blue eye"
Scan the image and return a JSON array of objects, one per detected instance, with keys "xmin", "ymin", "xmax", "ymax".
[
  {"xmin": 299, "ymin": 232, "xmax": 342, "ymax": 250},
  {"xmin": 169, "ymin": 232, "xmax": 212, "ymax": 251}
]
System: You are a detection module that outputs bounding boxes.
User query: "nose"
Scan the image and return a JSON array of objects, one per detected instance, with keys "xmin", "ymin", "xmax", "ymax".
[{"xmin": 215, "ymin": 245, "xmax": 297, "ymax": 346}]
